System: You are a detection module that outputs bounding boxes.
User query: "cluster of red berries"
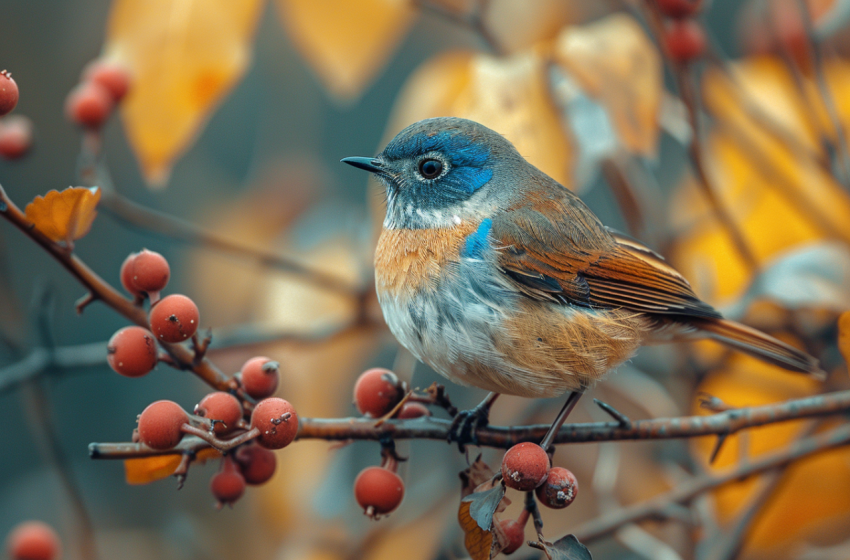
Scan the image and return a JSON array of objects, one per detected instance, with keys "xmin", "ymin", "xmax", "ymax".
[
  {"xmin": 5, "ymin": 521, "xmax": 61, "ymax": 560},
  {"xmin": 350, "ymin": 368, "xmax": 432, "ymax": 519},
  {"xmin": 0, "ymin": 70, "xmax": 32, "ymax": 161},
  {"xmin": 497, "ymin": 442, "xmax": 579, "ymax": 554},
  {"xmin": 134, "ymin": 357, "xmax": 295, "ymax": 507},
  {"xmin": 655, "ymin": 0, "xmax": 706, "ymax": 64},
  {"xmin": 64, "ymin": 58, "xmax": 131, "ymax": 130},
  {"xmin": 106, "ymin": 249, "xmax": 202, "ymax": 378}
]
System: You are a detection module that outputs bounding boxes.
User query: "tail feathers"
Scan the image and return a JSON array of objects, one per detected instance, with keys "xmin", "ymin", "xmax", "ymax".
[{"xmin": 693, "ymin": 318, "xmax": 825, "ymax": 379}]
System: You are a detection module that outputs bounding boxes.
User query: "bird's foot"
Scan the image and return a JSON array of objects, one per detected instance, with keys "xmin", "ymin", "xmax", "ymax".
[{"xmin": 448, "ymin": 393, "xmax": 499, "ymax": 451}]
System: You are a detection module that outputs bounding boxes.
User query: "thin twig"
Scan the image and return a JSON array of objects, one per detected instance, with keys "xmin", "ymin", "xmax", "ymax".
[
  {"xmin": 98, "ymin": 188, "xmax": 362, "ymax": 298},
  {"xmin": 642, "ymin": 2, "xmax": 760, "ymax": 271},
  {"xmin": 795, "ymin": 0, "xmax": 850, "ymax": 188},
  {"xmin": 89, "ymin": 388, "xmax": 850, "ymax": 457},
  {"xmin": 573, "ymin": 422, "xmax": 850, "ymax": 543}
]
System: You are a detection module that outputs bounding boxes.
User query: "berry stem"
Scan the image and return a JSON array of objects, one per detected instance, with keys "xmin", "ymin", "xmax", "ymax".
[{"xmin": 180, "ymin": 424, "xmax": 260, "ymax": 453}]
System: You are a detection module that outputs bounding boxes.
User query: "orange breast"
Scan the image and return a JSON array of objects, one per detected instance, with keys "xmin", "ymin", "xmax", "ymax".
[{"xmin": 375, "ymin": 224, "xmax": 479, "ymax": 299}]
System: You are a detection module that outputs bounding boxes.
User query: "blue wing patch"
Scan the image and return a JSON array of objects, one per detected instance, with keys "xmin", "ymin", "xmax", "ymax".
[{"xmin": 462, "ymin": 218, "xmax": 493, "ymax": 259}]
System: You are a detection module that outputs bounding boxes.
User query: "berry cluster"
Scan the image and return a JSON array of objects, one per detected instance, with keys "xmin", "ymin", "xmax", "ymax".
[
  {"xmin": 131, "ymin": 363, "xmax": 295, "ymax": 507},
  {"xmin": 655, "ymin": 0, "xmax": 706, "ymax": 64},
  {"xmin": 350, "ymin": 368, "xmax": 425, "ymax": 518},
  {"xmin": 0, "ymin": 70, "xmax": 33, "ymax": 161},
  {"xmin": 494, "ymin": 442, "xmax": 579, "ymax": 555},
  {"xmin": 5, "ymin": 521, "xmax": 61, "ymax": 560},
  {"xmin": 65, "ymin": 58, "xmax": 131, "ymax": 130},
  {"xmin": 105, "ymin": 249, "xmax": 298, "ymax": 507},
  {"xmin": 107, "ymin": 249, "xmax": 200, "ymax": 377}
]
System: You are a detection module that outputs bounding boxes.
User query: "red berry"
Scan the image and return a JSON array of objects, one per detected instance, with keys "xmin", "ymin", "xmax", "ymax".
[
  {"xmin": 354, "ymin": 466, "xmax": 405, "ymax": 518},
  {"xmin": 138, "ymin": 400, "xmax": 188, "ymax": 450},
  {"xmin": 195, "ymin": 392, "xmax": 242, "ymax": 435},
  {"xmin": 119, "ymin": 252, "xmax": 143, "ymax": 297},
  {"xmin": 499, "ymin": 518, "xmax": 525, "ymax": 555},
  {"xmin": 0, "ymin": 70, "xmax": 18, "ymax": 117},
  {"xmin": 251, "ymin": 398, "xmax": 298, "ymax": 449},
  {"xmin": 64, "ymin": 81, "xmax": 114, "ymax": 129},
  {"xmin": 107, "ymin": 326, "xmax": 158, "ymax": 378},
  {"xmin": 535, "ymin": 466, "xmax": 578, "ymax": 509},
  {"xmin": 239, "ymin": 356, "xmax": 280, "ymax": 399},
  {"xmin": 235, "ymin": 444, "xmax": 277, "ymax": 485},
  {"xmin": 655, "ymin": 0, "xmax": 700, "ymax": 18},
  {"xmin": 149, "ymin": 294, "xmax": 200, "ymax": 343},
  {"xmin": 0, "ymin": 115, "xmax": 33, "ymax": 160},
  {"xmin": 501, "ymin": 442, "xmax": 550, "ymax": 491},
  {"xmin": 353, "ymin": 368, "xmax": 403, "ymax": 417},
  {"xmin": 396, "ymin": 402, "xmax": 431, "ymax": 419},
  {"xmin": 664, "ymin": 19, "xmax": 706, "ymax": 64},
  {"xmin": 6, "ymin": 521, "xmax": 61, "ymax": 560},
  {"xmin": 210, "ymin": 457, "xmax": 245, "ymax": 507},
  {"xmin": 130, "ymin": 249, "xmax": 170, "ymax": 297},
  {"xmin": 82, "ymin": 59, "xmax": 131, "ymax": 101}
]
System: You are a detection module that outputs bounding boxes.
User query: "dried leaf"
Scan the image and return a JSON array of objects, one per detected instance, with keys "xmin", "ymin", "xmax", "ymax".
[
  {"xmin": 461, "ymin": 484, "xmax": 506, "ymax": 531},
  {"xmin": 104, "ymin": 0, "xmax": 264, "ymax": 186},
  {"xmin": 534, "ymin": 534, "xmax": 593, "ymax": 560},
  {"xmin": 458, "ymin": 500, "xmax": 494, "ymax": 560},
  {"xmin": 276, "ymin": 0, "xmax": 414, "ymax": 101},
  {"xmin": 839, "ymin": 311, "xmax": 850, "ymax": 367},
  {"xmin": 459, "ymin": 454, "xmax": 496, "ymax": 498},
  {"xmin": 387, "ymin": 49, "xmax": 574, "ymax": 187},
  {"xmin": 24, "ymin": 187, "xmax": 101, "ymax": 244},
  {"xmin": 553, "ymin": 13, "xmax": 661, "ymax": 157},
  {"xmin": 124, "ymin": 447, "xmax": 220, "ymax": 485}
]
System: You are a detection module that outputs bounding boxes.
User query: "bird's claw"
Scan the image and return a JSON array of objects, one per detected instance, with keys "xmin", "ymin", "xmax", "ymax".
[{"xmin": 448, "ymin": 404, "xmax": 491, "ymax": 451}]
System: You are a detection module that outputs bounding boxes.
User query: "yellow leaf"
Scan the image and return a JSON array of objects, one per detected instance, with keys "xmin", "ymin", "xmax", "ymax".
[
  {"xmin": 386, "ymin": 49, "xmax": 574, "ymax": 188},
  {"xmin": 104, "ymin": 0, "xmax": 264, "ymax": 186},
  {"xmin": 669, "ymin": 58, "xmax": 850, "ymax": 304},
  {"xmin": 124, "ymin": 447, "xmax": 220, "ymax": 485},
  {"xmin": 553, "ymin": 13, "xmax": 661, "ymax": 156},
  {"xmin": 458, "ymin": 500, "xmax": 494, "ymax": 560},
  {"xmin": 692, "ymin": 355, "xmax": 850, "ymax": 553},
  {"xmin": 276, "ymin": 0, "xmax": 414, "ymax": 101},
  {"xmin": 24, "ymin": 186, "xmax": 101, "ymax": 244},
  {"xmin": 839, "ymin": 311, "xmax": 850, "ymax": 368}
]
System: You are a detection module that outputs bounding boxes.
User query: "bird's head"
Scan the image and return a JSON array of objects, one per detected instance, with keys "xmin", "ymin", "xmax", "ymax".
[{"xmin": 342, "ymin": 117, "xmax": 523, "ymax": 229}]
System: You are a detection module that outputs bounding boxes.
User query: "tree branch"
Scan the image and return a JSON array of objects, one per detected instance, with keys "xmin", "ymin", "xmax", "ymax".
[
  {"xmin": 89, "ymin": 389, "xmax": 850, "ymax": 458},
  {"xmin": 572, "ymin": 422, "xmax": 850, "ymax": 543}
]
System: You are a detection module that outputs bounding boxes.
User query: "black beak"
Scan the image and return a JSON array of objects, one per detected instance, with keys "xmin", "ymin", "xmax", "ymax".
[{"xmin": 341, "ymin": 156, "xmax": 384, "ymax": 174}]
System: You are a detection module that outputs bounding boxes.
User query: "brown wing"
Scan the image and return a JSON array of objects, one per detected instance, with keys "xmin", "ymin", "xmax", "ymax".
[{"xmin": 491, "ymin": 197, "xmax": 721, "ymax": 319}]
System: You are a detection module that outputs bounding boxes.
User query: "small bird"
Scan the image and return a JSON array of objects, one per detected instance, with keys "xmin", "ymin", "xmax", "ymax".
[{"xmin": 343, "ymin": 117, "xmax": 823, "ymax": 443}]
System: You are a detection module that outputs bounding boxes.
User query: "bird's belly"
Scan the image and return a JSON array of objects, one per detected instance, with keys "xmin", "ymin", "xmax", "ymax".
[{"xmin": 376, "ymin": 268, "xmax": 648, "ymax": 398}]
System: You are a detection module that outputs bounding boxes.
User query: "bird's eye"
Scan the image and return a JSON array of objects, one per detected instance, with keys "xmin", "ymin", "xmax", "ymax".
[{"xmin": 418, "ymin": 158, "xmax": 443, "ymax": 180}]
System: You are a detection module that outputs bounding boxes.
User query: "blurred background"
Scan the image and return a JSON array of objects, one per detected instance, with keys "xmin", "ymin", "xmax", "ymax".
[{"xmin": 2, "ymin": 0, "xmax": 850, "ymax": 559}]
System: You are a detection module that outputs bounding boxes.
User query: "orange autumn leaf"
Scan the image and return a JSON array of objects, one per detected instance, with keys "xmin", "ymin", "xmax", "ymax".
[
  {"xmin": 692, "ymin": 355, "xmax": 850, "ymax": 554},
  {"xmin": 124, "ymin": 447, "xmax": 220, "ymax": 485},
  {"xmin": 386, "ymin": 49, "xmax": 574, "ymax": 188},
  {"xmin": 24, "ymin": 186, "xmax": 101, "ymax": 244},
  {"xmin": 458, "ymin": 500, "xmax": 494, "ymax": 560},
  {"xmin": 275, "ymin": 0, "xmax": 414, "ymax": 101},
  {"xmin": 104, "ymin": 0, "xmax": 265, "ymax": 186},
  {"xmin": 553, "ymin": 13, "xmax": 662, "ymax": 157}
]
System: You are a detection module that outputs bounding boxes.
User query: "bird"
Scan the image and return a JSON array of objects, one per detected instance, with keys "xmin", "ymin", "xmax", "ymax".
[{"xmin": 342, "ymin": 117, "xmax": 823, "ymax": 446}]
